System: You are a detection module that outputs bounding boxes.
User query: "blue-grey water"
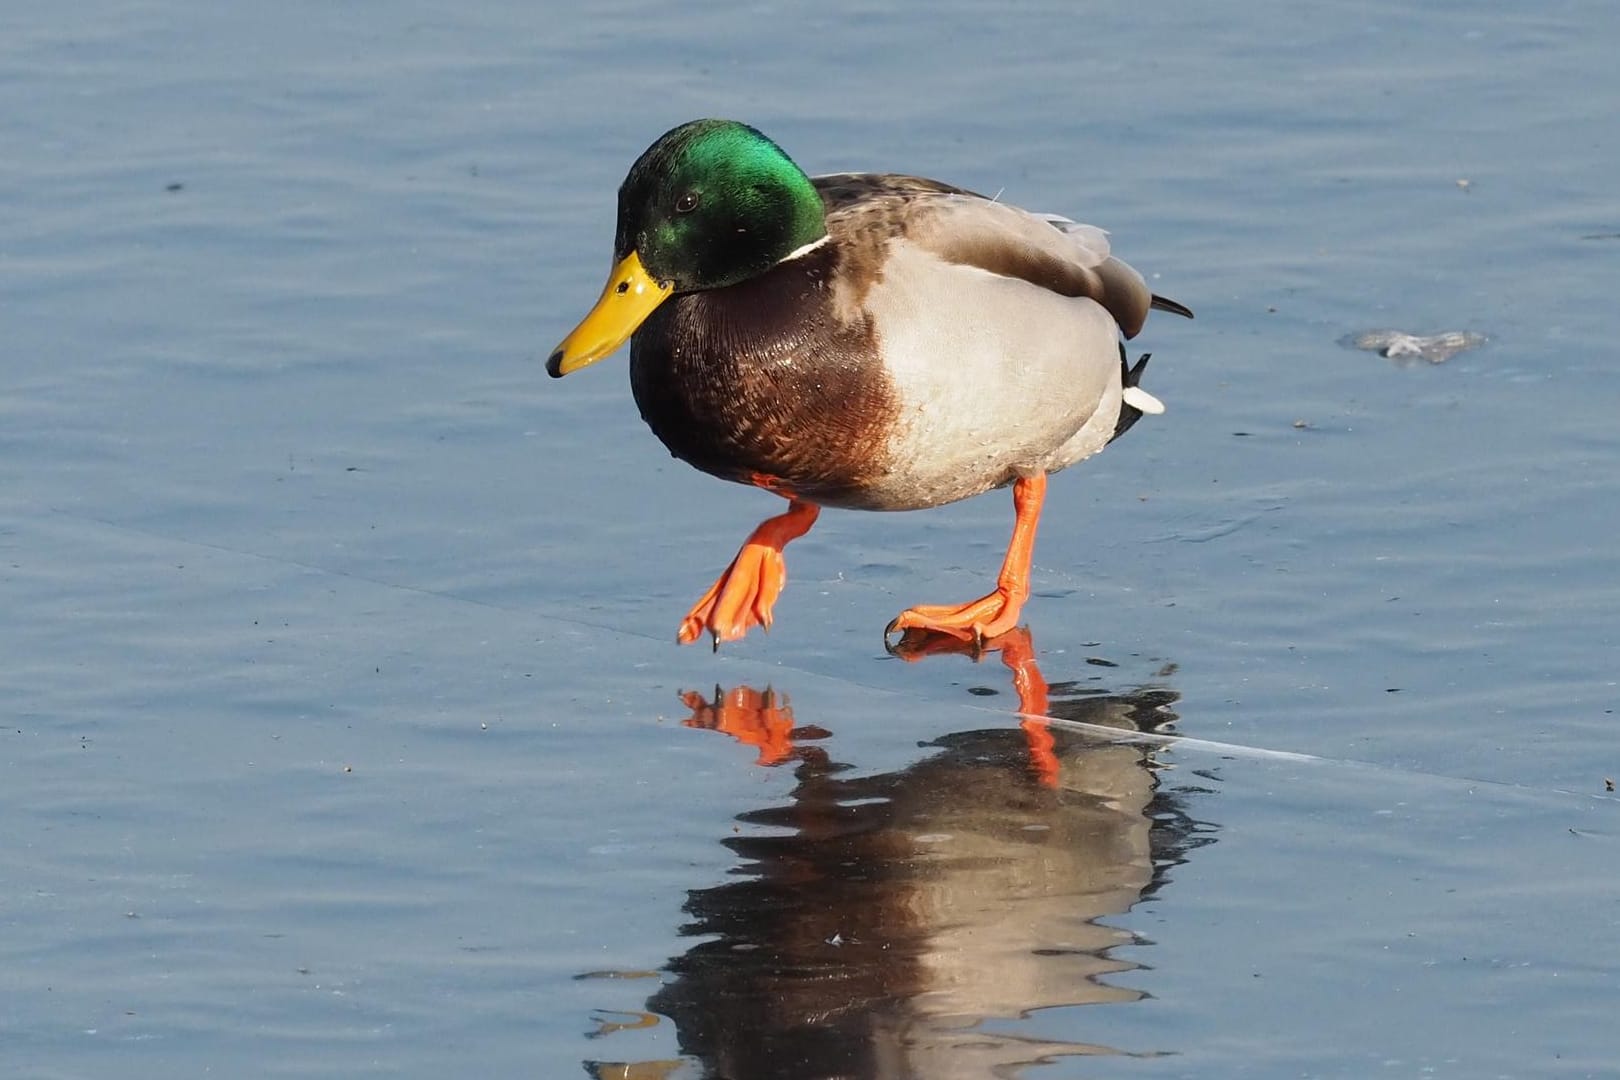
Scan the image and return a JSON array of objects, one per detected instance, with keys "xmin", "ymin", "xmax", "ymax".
[{"xmin": 3, "ymin": 2, "xmax": 1617, "ymax": 1077}]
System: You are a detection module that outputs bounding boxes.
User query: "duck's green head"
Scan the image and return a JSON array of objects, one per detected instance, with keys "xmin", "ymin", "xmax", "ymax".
[
  {"xmin": 549, "ymin": 119, "xmax": 827, "ymax": 377},
  {"xmin": 618, "ymin": 119, "xmax": 827, "ymax": 291}
]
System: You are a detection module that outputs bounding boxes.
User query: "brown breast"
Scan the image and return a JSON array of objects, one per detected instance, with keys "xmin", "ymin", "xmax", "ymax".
[{"xmin": 628, "ymin": 243, "xmax": 900, "ymax": 506}]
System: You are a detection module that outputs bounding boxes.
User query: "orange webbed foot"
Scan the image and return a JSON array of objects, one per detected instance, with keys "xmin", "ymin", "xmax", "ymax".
[
  {"xmin": 884, "ymin": 472, "xmax": 1048, "ymax": 647},
  {"xmin": 885, "ymin": 590, "xmax": 1025, "ymax": 645},
  {"xmin": 677, "ymin": 499, "xmax": 820, "ymax": 647},
  {"xmin": 678, "ymin": 543, "xmax": 788, "ymax": 645}
]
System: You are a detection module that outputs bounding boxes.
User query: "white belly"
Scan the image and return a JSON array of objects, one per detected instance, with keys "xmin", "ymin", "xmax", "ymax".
[{"xmin": 849, "ymin": 244, "xmax": 1124, "ymax": 511}]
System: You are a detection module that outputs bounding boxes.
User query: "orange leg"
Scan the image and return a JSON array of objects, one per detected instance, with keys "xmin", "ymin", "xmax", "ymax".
[
  {"xmin": 678, "ymin": 499, "xmax": 820, "ymax": 647},
  {"xmin": 887, "ymin": 472, "xmax": 1048, "ymax": 644}
]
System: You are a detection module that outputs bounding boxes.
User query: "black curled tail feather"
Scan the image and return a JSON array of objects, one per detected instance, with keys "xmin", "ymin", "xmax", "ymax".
[
  {"xmin": 1151, "ymin": 294, "xmax": 1194, "ymax": 320},
  {"xmin": 1110, "ymin": 347, "xmax": 1153, "ymax": 443}
]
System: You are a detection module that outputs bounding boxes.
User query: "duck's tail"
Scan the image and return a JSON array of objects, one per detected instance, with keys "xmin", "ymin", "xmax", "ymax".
[{"xmin": 1111, "ymin": 348, "xmax": 1163, "ymax": 442}]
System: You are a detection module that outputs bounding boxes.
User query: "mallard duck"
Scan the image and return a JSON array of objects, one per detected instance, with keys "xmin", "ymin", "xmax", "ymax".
[{"xmin": 548, "ymin": 119, "xmax": 1191, "ymax": 647}]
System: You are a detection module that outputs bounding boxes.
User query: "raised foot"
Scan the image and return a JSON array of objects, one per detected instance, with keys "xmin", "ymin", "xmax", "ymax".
[
  {"xmin": 677, "ymin": 499, "xmax": 820, "ymax": 648},
  {"xmin": 678, "ymin": 542, "xmax": 789, "ymax": 647},
  {"xmin": 884, "ymin": 588, "xmax": 1026, "ymax": 647}
]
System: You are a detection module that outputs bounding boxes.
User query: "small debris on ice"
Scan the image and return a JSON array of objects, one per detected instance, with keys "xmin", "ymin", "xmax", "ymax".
[{"xmin": 1343, "ymin": 330, "xmax": 1487, "ymax": 364}]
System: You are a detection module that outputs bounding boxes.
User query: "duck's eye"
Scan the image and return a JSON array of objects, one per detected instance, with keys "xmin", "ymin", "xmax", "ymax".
[{"xmin": 674, "ymin": 191, "xmax": 700, "ymax": 214}]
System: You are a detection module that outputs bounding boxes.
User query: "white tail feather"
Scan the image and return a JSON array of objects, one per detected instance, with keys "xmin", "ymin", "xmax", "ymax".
[{"xmin": 1122, "ymin": 386, "xmax": 1165, "ymax": 415}]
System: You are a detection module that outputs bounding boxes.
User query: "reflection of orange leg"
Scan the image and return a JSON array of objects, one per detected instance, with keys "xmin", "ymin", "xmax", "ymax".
[
  {"xmin": 1019, "ymin": 718, "xmax": 1059, "ymax": 788},
  {"xmin": 995, "ymin": 626, "xmax": 1050, "ymax": 718},
  {"xmin": 679, "ymin": 686, "xmax": 798, "ymax": 767},
  {"xmin": 888, "ymin": 625, "xmax": 1060, "ymax": 786},
  {"xmin": 887, "ymin": 473, "xmax": 1047, "ymax": 643},
  {"xmin": 678, "ymin": 499, "xmax": 820, "ymax": 647},
  {"xmin": 994, "ymin": 627, "xmax": 1059, "ymax": 788}
]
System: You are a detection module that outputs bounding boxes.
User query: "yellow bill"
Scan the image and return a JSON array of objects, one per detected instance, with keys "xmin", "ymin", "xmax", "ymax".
[{"xmin": 546, "ymin": 251, "xmax": 672, "ymax": 377}]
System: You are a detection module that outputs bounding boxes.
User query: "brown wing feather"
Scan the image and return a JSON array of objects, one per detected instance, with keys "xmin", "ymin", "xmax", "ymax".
[
  {"xmin": 812, "ymin": 174, "xmax": 1179, "ymax": 339},
  {"xmin": 915, "ymin": 203, "xmax": 1164, "ymax": 339},
  {"xmin": 813, "ymin": 172, "xmax": 979, "ymax": 211}
]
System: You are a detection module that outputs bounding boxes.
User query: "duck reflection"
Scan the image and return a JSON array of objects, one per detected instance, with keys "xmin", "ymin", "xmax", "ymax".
[{"xmin": 588, "ymin": 629, "xmax": 1213, "ymax": 1079}]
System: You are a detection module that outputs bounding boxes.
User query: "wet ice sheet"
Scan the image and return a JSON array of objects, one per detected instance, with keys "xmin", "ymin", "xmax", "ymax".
[
  {"xmin": 1024, "ymin": 748, "xmax": 1617, "ymax": 1078},
  {"xmin": 4, "ymin": 503, "xmax": 1614, "ymax": 1077},
  {"xmin": 9, "ymin": 490, "xmax": 1613, "ymax": 1077},
  {"xmin": 4, "ymin": 0, "xmax": 1620, "ymax": 1077}
]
